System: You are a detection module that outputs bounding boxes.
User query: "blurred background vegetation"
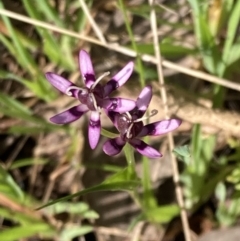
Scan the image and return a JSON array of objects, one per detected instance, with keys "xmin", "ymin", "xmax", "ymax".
[{"xmin": 0, "ymin": 0, "xmax": 240, "ymax": 240}]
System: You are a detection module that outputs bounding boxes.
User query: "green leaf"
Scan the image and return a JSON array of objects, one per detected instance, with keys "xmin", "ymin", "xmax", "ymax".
[
  {"xmin": 9, "ymin": 122, "xmax": 66, "ymax": 134},
  {"xmin": 227, "ymin": 40, "xmax": 240, "ymax": 65},
  {"xmin": 0, "ymin": 224, "xmax": 54, "ymax": 241},
  {"xmin": 60, "ymin": 226, "xmax": 93, "ymax": 241},
  {"xmin": 101, "ymin": 128, "xmax": 119, "ymax": 138},
  {"xmin": 216, "ymin": 194, "xmax": 240, "ymax": 226},
  {"xmin": 0, "ymin": 71, "xmax": 55, "ymax": 101},
  {"xmin": 83, "ymin": 163, "xmax": 123, "ymax": 173},
  {"xmin": 0, "ymin": 92, "xmax": 66, "ymax": 132},
  {"xmin": 0, "ymin": 7, "xmax": 53, "ymax": 101},
  {"xmin": 202, "ymin": 135, "xmax": 216, "ymax": 162},
  {"xmin": 10, "ymin": 158, "xmax": 49, "ymax": 169},
  {"xmin": 103, "ymin": 166, "xmax": 139, "ymax": 184},
  {"xmin": 200, "ymin": 166, "xmax": 234, "ymax": 205},
  {"xmin": 128, "ymin": 213, "xmax": 145, "ymax": 231},
  {"xmin": 130, "ymin": 43, "xmax": 196, "ymax": 57},
  {"xmin": 187, "ymin": 0, "xmax": 221, "ymax": 74},
  {"xmin": 0, "ymin": 206, "xmax": 41, "ymax": 226},
  {"xmin": 219, "ymin": 0, "xmax": 240, "ymax": 75},
  {"xmin": 144, "ymin": 205, "xmax": 180, "ymax": 223},
  {"xmin": 0, "ymin": 92, "xmax": 32, "ymax": 115},
  {"xmin": 0, "ymin": 165, "xmax": 24, "ymax": 200},
  {"xmin": 38, "ymin": 181, "xmax": 139, "ymax": 209},
  {"xmin": 37, "ymin": 174, "xmax": 140, "ymax": 210},
  {"xmin": 215, "ymin": 182, "xmax": 226, "ymax": 203},
  {"xmin": 173, "ymin": 145, "xmax": 191, "ymax": 165},
  {"xmin": 21, "ymin": 0, "xmax": 74, "ymax": 71},
  {"xmin": 187, "ymin": 0, "xmax": 200, "ymax": 14},
  {"xmin": 191, "ymin": 124, "xmax": 201, "ymax": 165},
  {"xmin": 0, "ymin": 2, "xmax": 38, "ymax": 75},
  {"xmin": 46, "ymin": 202, "xmax": 99, "ymax": 219},
  {"xmin": 0, "ymin": 34, "xmax": 17, "ymax": 57},
  {"xmin": 37, "ymin": 0, "xmax": 64, "ymax": 27}
]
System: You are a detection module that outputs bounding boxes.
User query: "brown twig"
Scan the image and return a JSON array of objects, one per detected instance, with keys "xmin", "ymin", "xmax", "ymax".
[
  {"xmin": 42, "ymin": 164, "xmax": 70, "ymax": 203},
  {"xmin": 6, "ymin": 136, "xmax": 29, "ymax": 168},
  {"xmin": 78, "ymin": 0, "xmax": 107, "ymax": 44},
  {"xmin": 0, "ymin": 9, "xmax": 240, "ymax": 92},
  {"xmin": 148, "ymin": 0, "xmax": 191, "ymax": 241}
]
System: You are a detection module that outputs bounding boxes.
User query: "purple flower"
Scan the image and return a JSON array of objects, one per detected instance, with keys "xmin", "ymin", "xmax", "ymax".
[
  {"xmin": 45, "ymin": 50, "xmax": 136, "ymax": 149},
  {"xmin": 103, "ymin": 86, "xmax": 182, "ymax": 158}
]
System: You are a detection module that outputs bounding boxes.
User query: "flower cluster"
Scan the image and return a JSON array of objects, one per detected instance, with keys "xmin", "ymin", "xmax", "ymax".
[
  {"xmin": 103, "ymin": 86, "xmax": 181, "ymax": 158},
  {"xmin": 46, "ymin": 50, "xmax": 181, "ymax": 158}
]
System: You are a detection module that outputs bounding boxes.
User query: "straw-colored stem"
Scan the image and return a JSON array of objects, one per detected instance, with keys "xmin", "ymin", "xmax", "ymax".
[
  {"xmin": 148, "ymin": 1, "xmax": 192, "ymax": 240},
  {"xmin": 0, "ymin": 9, "xmax": 239, "ymax": 92}
]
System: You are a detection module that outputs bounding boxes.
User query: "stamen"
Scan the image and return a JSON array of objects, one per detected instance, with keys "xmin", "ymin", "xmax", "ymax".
[
  {"xmin": 66, "ymin": 86, "xmax": 86, "ymax": 96},
  {"xmin": 125, "ymin": 111, "xmax": 132, "ymax": 120},
  {"xmin": 134, "ymin": 109, "xmax": 158, "ymax": 123},
  {"xmin": 89, "ymin": 93, "xmax": 101, "ymax": 113},
  {"xmin": 91, "ymin": 71, "xmax": 110, "ymax": 90},
  {"xmin": 126, "ymin": 123, "xmax": 133, "ymax": 139}
]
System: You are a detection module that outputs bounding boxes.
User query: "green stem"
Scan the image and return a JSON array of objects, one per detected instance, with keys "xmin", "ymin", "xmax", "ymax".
[
  {"xmin": 123, "ymin": 143, "xmax": 142, "ymax": 207},
  {"xmin": 124, "ymin": 143, "xmax": 136, "ymax": 174},
  {"xmin": 101, "ymin": 128, "xmax": 119, "ymax": 138}
]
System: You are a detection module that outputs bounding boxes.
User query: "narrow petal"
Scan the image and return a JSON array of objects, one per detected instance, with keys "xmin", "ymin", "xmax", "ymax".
[
  {"xmin": 135, "ymin": 85, "xmax": 152, "ymax": 117},
  {"xmin": 105, "ymin": 110, "xmax": 119, "ymax": 128},
  {"xmin": 50, "ymin": 104, "xmax": 89, "ymax": 124},
  {"xmin": 103, "ymin": 62, "xmax": 134, "ymax": 96},
  {"xmin": 129, "ymin": 139, "xmax": 162, "ymax": 158},
  {"xmin": 88, "ymin": 111, "xmax": 101, "ymax": 149},
  {"xmin": 137, "ymin": 119, "xmax": 182, "ymax": 137},
  {"xmin": 79, "ymin": 50, "xmax": 96, "ymax": 88},
  {"xmin": 45, "ymin": 72, "xmax": 79, "ymax": 98},
  {"xmin": 101, "ymin": 98, "xmax": 136, "ymax": 113},
  {"xmin": 103, "ymin": 137, "xmax": 126, "ymax": 156}
]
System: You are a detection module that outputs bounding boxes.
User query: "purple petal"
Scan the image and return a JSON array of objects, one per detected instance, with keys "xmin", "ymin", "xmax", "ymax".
[
  {"xmin": 88, "ymin": 111, "xmax": 101, "ymax": 149},
  {"xmin": 45, "ymin": 73, "xmax": 79, "ymax": 98},
  {"xmin": 79, "ymin": 50, "xmax": 96, "ymax": 88},
  {"xmin": 105, "ymin": 110, "xmax": 119, "ymax": 128},
  {"xmin": 129, "ymin": 139, "xmax": 162, "ymax": 158},
  {"xmin": 103, "ymin": 62, "xmax": 134, "ymax": 96},
  {"xmin": 50, "ymin": 104, "xmax": 89, "ymax": 124},
  {"xmin": 137, "ymin": 119, "xmax": 182, "ymax": 137},
  {"xmin": 101, "ymin": 98, "xmax": 135, "ymax": 113},
  {"xmin": 135, "ymin": 86, "xmax": 152, "ymax": 117},
  {"xmin": 103, "ymin": 137, "xmax": 126, "ymax": 156}
]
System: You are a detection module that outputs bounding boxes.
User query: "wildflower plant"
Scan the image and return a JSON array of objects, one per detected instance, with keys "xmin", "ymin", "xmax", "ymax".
[
  {"xmin": 103, "ymin": 86, "xmax": 182, "ymax": 158},
  {"xmin": 42, "ymin": 50, "xmax": 182, "ymax": 220},
  {"xmin": 46, "ymin": 50, "xmax": 181, "ymax": 155},
  {"xmin": 2, "ymin": 0, "xmax": 240, "ymax": 239}
]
